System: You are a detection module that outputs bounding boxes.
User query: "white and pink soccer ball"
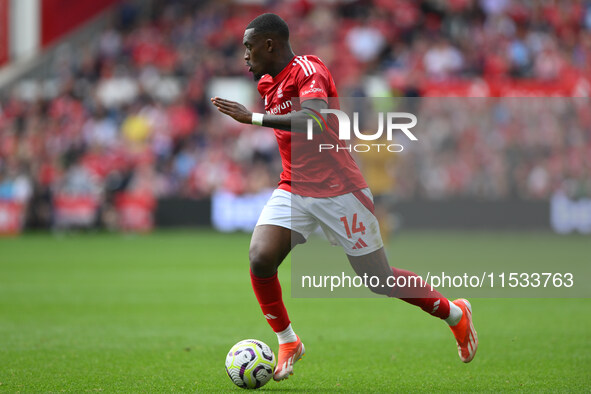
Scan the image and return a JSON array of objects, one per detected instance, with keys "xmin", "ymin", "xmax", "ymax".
[{"xmin": 225, "ymin": 339, "xmax": 276, "ymax": 389}]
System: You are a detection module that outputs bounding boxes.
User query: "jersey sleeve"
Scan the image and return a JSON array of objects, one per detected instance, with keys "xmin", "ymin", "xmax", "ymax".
[{"xmin": 294, "ymin": 57, "xmax": 331, "ymax": 103}]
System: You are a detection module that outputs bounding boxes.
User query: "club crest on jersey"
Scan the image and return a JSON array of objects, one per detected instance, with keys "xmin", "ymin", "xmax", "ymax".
[{"xmin": 276, "ymin": 81, "xmax": 286, "ymax": 98}]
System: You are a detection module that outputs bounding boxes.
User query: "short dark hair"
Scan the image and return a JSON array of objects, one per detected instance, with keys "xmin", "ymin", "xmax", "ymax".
[{"xmin": 246, "ymin": 13, "xmax": 289, "ymax": 40}]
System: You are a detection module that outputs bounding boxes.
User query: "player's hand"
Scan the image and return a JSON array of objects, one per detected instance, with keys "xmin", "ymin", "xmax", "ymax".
[{"xmin": 210, "ymin": 97, "xmax": 252, "ymax": 124}]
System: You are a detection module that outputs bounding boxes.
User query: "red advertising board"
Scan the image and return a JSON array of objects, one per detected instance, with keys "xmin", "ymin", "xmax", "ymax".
[
  {"xmin": 0, "ymin": 0, "xmax": 8, "ymax": 66},
  {"xmin": 115, "ymin": 192, "xmax": 156, "ymax": 233},
  {"xmin": 0, "ymin": 201, "xmax": 25, "ymax": 236},
  {"xmin": 41, "ymin": 0, "xmax": 119, "ymax": 47},
  {"xmin": 53, "ymin": 194, "xmax": 99, "ymax": 228}
]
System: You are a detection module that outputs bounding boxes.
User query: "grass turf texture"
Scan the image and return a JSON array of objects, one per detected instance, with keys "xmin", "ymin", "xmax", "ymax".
[{"xmin": 0, "ymin": 230, "xmax": 589, "ymax": 392}]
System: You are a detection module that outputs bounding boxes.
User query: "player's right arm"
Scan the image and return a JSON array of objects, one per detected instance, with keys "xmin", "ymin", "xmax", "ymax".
[{"xmin": 210, "ymin": 97, "xmax": 326, "ymax": 134}]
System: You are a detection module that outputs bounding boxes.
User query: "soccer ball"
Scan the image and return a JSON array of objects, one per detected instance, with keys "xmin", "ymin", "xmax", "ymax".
[{"xmin": 225, "ymin": 339, "xmax": 276, "ymax": 389}]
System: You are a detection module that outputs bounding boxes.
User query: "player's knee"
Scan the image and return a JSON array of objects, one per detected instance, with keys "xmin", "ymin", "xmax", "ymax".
[{"xmin": 249, "ymin": 244, "xmax": 278, "ymax": 277}]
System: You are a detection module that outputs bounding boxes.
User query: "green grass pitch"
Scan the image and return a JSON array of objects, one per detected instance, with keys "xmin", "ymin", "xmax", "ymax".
[{"xmin": 1, "ymin": 230, "xmax": 590, "ymax": 392}]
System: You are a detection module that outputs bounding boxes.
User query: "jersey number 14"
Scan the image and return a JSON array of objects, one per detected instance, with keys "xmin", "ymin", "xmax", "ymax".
[{"xmin": 339, "ymin": 213, "xmax": 366, "ymax": 238}]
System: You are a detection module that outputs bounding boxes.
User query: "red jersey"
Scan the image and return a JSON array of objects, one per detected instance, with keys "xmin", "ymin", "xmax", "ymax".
[{"xmin": 257, "ymin": 55, "xmax": 367, "ymax": 197}]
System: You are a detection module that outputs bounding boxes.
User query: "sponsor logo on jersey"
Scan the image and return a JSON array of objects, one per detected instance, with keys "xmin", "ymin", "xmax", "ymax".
[
  {"xmin": 300, "ymin": 79, "xmax": 321, "ymax": 95},
  {"xmin": 301, "ymin": 87, "xmax": 325, "ymax": 96},
  {"xmin": 267, "ymin": 100, "xmax": 292, "ymax": 115}
]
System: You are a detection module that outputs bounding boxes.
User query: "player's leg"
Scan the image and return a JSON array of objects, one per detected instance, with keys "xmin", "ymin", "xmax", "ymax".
[
  {"xmin": 250, "ymin": 189, "xmax": 316, "ymax": 380},
  {"xmin": 347, "ymin": 248, "xmax": 457, "ymax": 317},
  {"xmin": 249, "ymin": 223, "xmax": 299, "ymax": 276},
  {"xmin": 347, "ymin": 245, "xmax": 478, "ymax": 362},
  {"xmin": 310, "ymin": 188, "xmax": 477, "ymax": 362},
  {"xmin": 249, "ymin": 224, "xmax": 301, "ymax": 334},
  {"xmin": 249, "ymin": 224, "xmax": 306, "ymax": 380}
]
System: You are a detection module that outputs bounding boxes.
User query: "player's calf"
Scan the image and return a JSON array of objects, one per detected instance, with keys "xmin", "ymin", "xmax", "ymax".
[{"xmin": 364, "ymin": 276, "xmax": 392, "ymax": 296}]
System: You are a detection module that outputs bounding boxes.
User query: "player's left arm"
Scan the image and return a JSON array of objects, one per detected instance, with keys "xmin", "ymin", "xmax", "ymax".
[{"xmin": 210, "ymin": 97, "xmax": 326, "ymax": 134}]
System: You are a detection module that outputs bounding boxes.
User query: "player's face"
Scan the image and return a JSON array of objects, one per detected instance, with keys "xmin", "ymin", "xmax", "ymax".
[{"xmin": 243, "ymin": 28, "xmax": 267, "ymax": 81}]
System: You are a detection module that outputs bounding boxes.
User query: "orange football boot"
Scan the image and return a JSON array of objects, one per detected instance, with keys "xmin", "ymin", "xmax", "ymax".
[
  {"xmin": 273, "ymin": 336, "xmax": 305, "ymax": 381},
  {"xmin": 450, "ymin": 299, "xmax": 478, "ymax": 363}
]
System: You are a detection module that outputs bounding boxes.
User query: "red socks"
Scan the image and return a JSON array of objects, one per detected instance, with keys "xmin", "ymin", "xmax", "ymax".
[
  {"xmin": 389, "ymin": 267, "xmax": 451, "ymax": 320},
  {"xmin": 250, "ymin": 270, "xmax": 290, "ymax": 333},
  {"xmin": 250, "ymin": 267, "xmax": 451, "ymax": 331}
]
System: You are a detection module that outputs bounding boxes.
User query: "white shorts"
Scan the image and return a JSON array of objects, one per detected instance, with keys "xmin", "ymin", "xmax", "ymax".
[{"xmin": 256, "ymin": 188, "xmax": 383, "ymax": 256}]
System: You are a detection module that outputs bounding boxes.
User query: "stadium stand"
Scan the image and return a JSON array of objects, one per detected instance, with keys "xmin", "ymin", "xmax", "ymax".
[{"xmin": 0, "ymin": 0, "xmax": 589, "ymax": 231}]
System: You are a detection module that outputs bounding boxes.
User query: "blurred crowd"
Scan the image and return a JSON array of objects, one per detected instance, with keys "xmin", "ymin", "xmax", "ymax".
[
  {"xmin": 0, "ymin": 0, "xmax": 590, "ymax": 228},
  {"xmin": 395, "ymin": 98, "xmax": 591, "ymax": 200}
]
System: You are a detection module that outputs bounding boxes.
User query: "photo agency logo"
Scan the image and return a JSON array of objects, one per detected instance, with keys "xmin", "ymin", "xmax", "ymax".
[{"xmin": 306, "ymin": 109, "xmax": 418, "ymax": 153}]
